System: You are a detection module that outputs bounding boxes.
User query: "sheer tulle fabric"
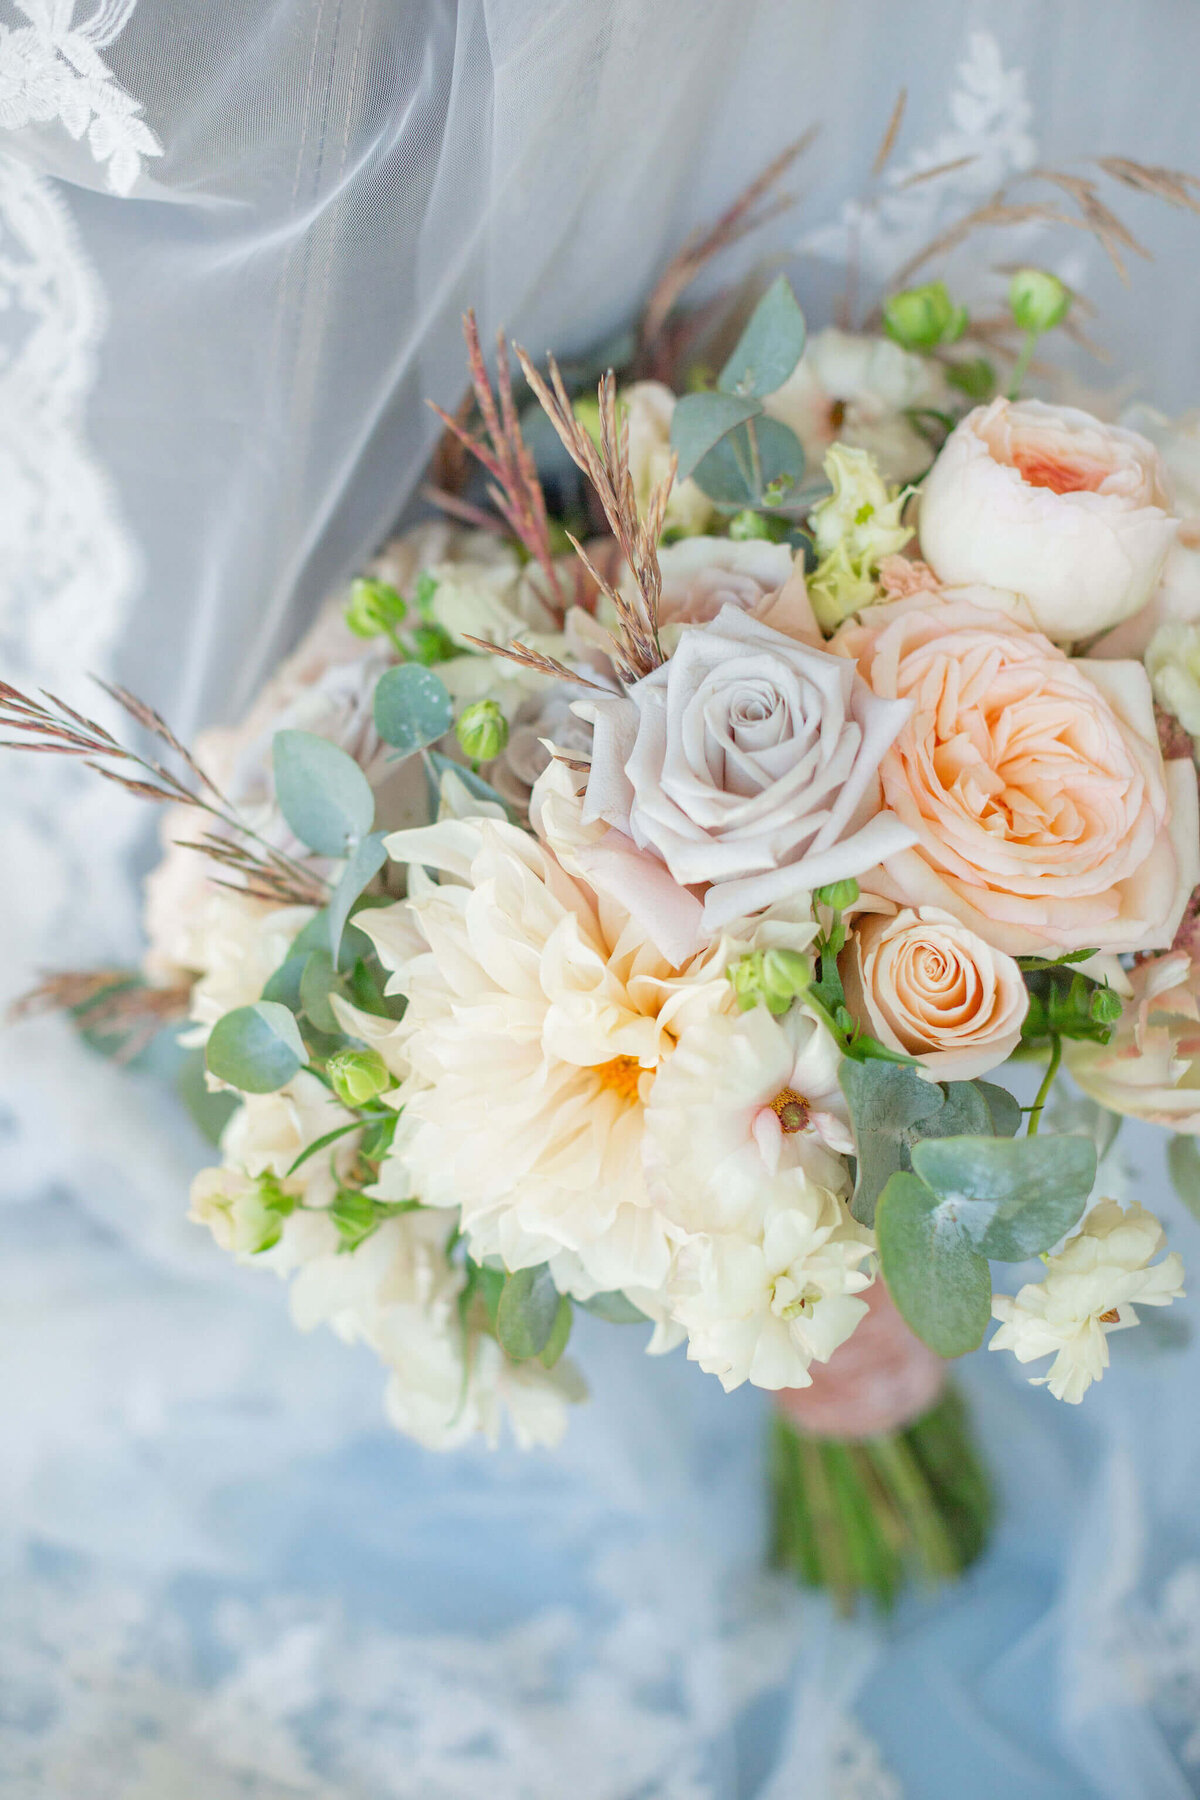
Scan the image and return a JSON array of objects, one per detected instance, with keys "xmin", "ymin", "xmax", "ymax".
[{"xmin": 5, "ymin": 3, "xmax": 1200, "ymax": 1793}]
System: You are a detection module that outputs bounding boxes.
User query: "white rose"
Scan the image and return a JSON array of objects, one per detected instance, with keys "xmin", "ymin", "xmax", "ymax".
[
  {"xmin": 918, "ymin": 398, "xmax": 1177, "ymax": 641},
  {"xmin": 764, "ymin": 328, "xmax": 950, "ymax": 483},
  {"xmin": 622, "ymin": 381, "xmax": 713, "ymax": 536},
  {"xmin": 575, "ymin": 604, "xmax": 915, "ymax": 932},
  {"xmin": 841, "ymin": 904, "xmax": 1028, "ymax": 1080}
]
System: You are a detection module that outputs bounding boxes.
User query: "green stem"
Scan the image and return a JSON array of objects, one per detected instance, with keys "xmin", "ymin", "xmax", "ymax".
[
  {"xmin": 1027, "ymin": 1034, "xmax": 1062, "ymax": 1136},
  {"xmin": 866, "ymin": 1432, "xmax": 960, "ymax": 1584},
  {"xmin": 1007, "ymin": 330, "xmax": 1039, "ymax": 400}
]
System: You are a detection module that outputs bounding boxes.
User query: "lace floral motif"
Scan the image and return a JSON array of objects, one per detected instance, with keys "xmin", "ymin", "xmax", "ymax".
[{"xmin": 0, "ymin": 0, "xmax": 161, "ymax": 194}]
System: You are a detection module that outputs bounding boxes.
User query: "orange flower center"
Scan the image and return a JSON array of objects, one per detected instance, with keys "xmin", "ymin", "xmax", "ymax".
[
  {"xmin": 594, "ymin": 1056, "xmax": 645, "ymax": 1105},
  {"xmin": 769, "ymin": 1087, "xmax": 810, "ymax": 1134}
]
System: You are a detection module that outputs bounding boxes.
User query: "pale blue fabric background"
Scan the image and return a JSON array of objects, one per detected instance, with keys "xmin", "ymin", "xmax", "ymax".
[{"xmin": 3, "ymin": 3, "xmax": 1200, "ymax": 1793}]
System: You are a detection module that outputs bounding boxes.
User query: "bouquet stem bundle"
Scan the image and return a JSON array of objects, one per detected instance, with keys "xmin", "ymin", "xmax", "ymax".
[{"xmin": 771, "ymin": 1386, "xmax": 992, "ymax": 1614}]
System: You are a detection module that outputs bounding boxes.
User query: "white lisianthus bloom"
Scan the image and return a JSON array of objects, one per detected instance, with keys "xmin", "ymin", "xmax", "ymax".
[
  {"xmin": 622, "ymin": 381, "xmax": 713, "ymax": 537},
  {"xmin": 918, "ymin": 398, "xmax": 1177, "ymax": 642},
  {"xmin": 810, "ymin": 444, "xmax": 913, "ymax": 564},
  {"xmin": 668, "ymin": 1199, "xmax": 874, "ymax": 1393},
  {"xmin": 575, "ymin": 603, "xmax": 915, "ymax": 932},
  {"xmin": 181, "ymin": 894, "xmax": 314, "ymax": 1046},
  {"xmin": 286, "ymin": 1209, "xmax": 585, "ymax": 1451},
  {"xmin": 370, "ymin": 794, "xmax": 742, "ymax": 1302},
  {"xmin": 990, "ymin": 1200, "xmax": 1184, "ymax": 1403},
  {"xmin": 643, "ymin": 1003, "xmax": 853, "ymax": 1238},
  {"xmin": 189, "ymin": 1166, "xmax": 288, "ymax": 1256},
  {"xmin": 763, "ymin": 328, "xmax": 950, "ymax": 483},
  {"xmin": 218, "ymin": 1070, "xmax": 359, "ymax": 1209},
  {"xmin": 1145, "ymin": 620, "xmax": 1200, "ymax": 737}
]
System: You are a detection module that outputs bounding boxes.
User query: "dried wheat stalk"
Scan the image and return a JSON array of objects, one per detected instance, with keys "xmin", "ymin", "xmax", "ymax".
[
  {"xmin": 459, "ymin": 635, "xmax": 611, "ymax": 694},
  {"xmin": 640, "ymin": 129, "xmax": 818, "ymax": 352},
  {"xmin": 11, "ymin": 969, "xmax": 191, "ymax": 1061},
  {"xmin": 428, "ymin": 311, "xmax": 568, "ymax": 617},
  {"xmin": 872, "ymin": 89, "xmax": 908, "ymax": 178},
  {"xmin": 516, "ymin": 350, "xmax": 670, "ymax": 683},
  {"xmin": 1097, "ymin": 157, "xmax": 1200, "ymax": 215},
  {"xmin": 0, "ymin": 680, "xmax": 329, "ymax": 906}
]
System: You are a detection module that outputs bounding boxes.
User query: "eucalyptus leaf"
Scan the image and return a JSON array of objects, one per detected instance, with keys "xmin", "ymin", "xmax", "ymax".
[
  {"xmin": 373, "ymin": 663, "xmax": 453, "ymax": 756},
  {"xmin": 1168, "ymin": 1134, "xmax": 1200, "ymax": 1224},
  {"xmin": 272, "ymin": 729, "xmax": 375, "ymax": 857},
  {"xmin": 206, "ymin": 1001, "xmax": 306, "ymax": 1094},
  {"xmin": 910, "ymin": 1133, "xmax": 1095, "ymax": 1260},
  {"xmin": 175, "ymin": 1045, "xmax": 239, "ymax": 1145},
  {"xmin": 669, "ymin": 391, "xmax": 762, "ymax": 482},
  {"xmin": 260, "ymin": 951, "xmax": 308, "ymax": 1011},
  {"xmin": 538, "ymin": 1296, "xmax": 573, "ymax": 1369},
  {"xmin": 718, "ymin": 275, "xmax": 807, "ymax": 398},
  {"xmin": 841, "ymin": 1061, "xmax": 1012, "ymax": 1227},
  {"xmin": 424, "ymin": 749, "xmax": 516, "ymax": 822},
  {"xmin": 975, "ymin": 1081, "xmax": 1022, "ymax": 1137},
  {"xmin": 288, "ymin": 908, "xmax": 374, "ymax": 974},
  {"xmin": 875, "ymin": 1171, "xmax": 993, "ymax": 1358},
  {"xmin": 298, "ymin": 950, "xmax": 349, "ymax": 1036},
  {"xmin": 691, "ymin": 415, "xmax": 805, "ymax": 510},
  {"xmin": 328, "ymin": 830, "xmax": 388, "ymax": 962},
  {"xmin": 496, "ymin": 1264, "xmax": 562, "ymax": 1361}
]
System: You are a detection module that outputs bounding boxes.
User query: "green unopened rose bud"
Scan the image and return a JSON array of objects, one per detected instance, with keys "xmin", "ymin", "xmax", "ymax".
[
  {"xmin": 883, "ymin": 281, "xmax": 967, "ymax": 351},
  {"xmin": 759, "ymin": 948, "xmax": 813, "ymax": 1007},
  {"xmin": 728, "ymin": 508, "xmax": 773, "ymax": 541},
  {"xmin": 1008, "ymin": 268, "xmax": 1071, "ymax": 336},
  {"xmin": 1090, "ymin": 986, "xmax": 1123, "ymax": 1027},
  {"xmin": 345, "ymin": 577, "xmax": 407, "ymax": 639},
  {"xmin": 727, "ymin": 948, "xmax": 812, "ymax": 1016},
  {"xmin": 455, "ymin": 699, "xmax": 509, "ymax": 762},
  {"xmin": 814, "ymin": 878, "xmax": 860, "ymax": 912},
  {"xmin": 327, "ymin": 1047, "xmax": 392, "ymax": 1107}
]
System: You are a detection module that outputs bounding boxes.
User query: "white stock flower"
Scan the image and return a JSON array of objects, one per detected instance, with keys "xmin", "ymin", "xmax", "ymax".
[
  {"xmin": 763, "ymin": 328, "xmax": 950, "ymax": 483},
  {"xmin": 575, "ymin": 604, "xmax": 915, "ymax": 932},
  {"xmin": 668, "ymin": 1198, "xmax": 874, "ymax": 1393},
  {"xmin": 219, "ymin": 1071, "xmax": 359, "ymax": 1208},
  {"xmin": 1145, "ymin": 620, "xmax": 1200, "ymax": 737},
  {"xmin": 189, "ymin": 1166, "xmax": 287, "ymax": 1256},
  {"xmin": 918, "ymin": 398, "xmax": 1177, "ymax": 642},
  {"xmin": 181, "ymin": 894, "xmax": 314, "ymax": 1045},
  {"xmin": 622, "ymin": 381, "xmax": 713, "ymax": 536},
  {"xmin": 371, "ymin": 801, "xmax": 739, "ymax": 1302},
  {"xmin": 990, "ymin": 1200, "xmax": 1184, "ymax": 1403}
]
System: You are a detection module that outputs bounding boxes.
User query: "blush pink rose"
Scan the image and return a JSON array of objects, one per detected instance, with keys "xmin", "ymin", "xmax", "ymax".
[
  {"xmin": 841, "ymin": 904, "xmax": 1028, "ymax": 1079},
  {"xmin": 832, "ymin": 592, "xmax": 1200, "ymax": 957},
  {"xmin": 1066, "ymin": 950, "xmax": 1200, "ymax": 1132},
  {"xmin": 918, "ymin": 398, "xmax": 1177, "ymax": 641}
]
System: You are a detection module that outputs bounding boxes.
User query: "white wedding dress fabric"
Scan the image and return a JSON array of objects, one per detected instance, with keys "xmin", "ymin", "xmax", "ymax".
[{"xmin": 4, "ymin": 5, "xmax": 1200, "ymax": 1795}]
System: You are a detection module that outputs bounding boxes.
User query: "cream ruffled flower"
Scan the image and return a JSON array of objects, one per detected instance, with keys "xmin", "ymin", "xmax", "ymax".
[
  {"xmin": 621, "ymin": 381, "xmax": 713, "ymax": 537},
  {"xmin": 367, "ymin": 774, "xmax": 742, "ymax": 1302},
  {"xmin": 1066, "ymin": 950, "xmax": 1200, "ymax": 1133},
  {"xmin": 763, "ymin": 327, "xmax": 950, "ymax": 483},
  {"xmin": 668, "ymin": 1197, "xmax": 874, "ymax": 1393},
  {"xmin": 990, "ymin": 1200, "xmax": 1184, "ymax": 1403},
  {"xmin": 1145, "ymin": 620, "xmax": 1200, "ymax": 738}
]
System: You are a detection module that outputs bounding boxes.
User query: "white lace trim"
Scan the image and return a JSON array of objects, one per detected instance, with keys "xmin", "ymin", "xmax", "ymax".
[{"xmin": 0, "ymin": 0, "xmax": 162, "ymax": 194}]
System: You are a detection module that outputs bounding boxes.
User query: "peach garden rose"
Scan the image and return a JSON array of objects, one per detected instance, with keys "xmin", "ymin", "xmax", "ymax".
[
  {"xmin": 840, "ymin": 904, "xmax": 1028, "ymax": 1079},
  {"xmin": 918, "ymin": 398, "xmax": 1177, "ymax": 642},
  {"xmin": 832, "ymin": 591, "xmax": 1200, "ymax": 957}
]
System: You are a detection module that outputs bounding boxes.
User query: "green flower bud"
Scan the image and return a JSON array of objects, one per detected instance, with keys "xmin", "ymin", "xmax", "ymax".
[
  {"xmin": 327, "ymin": 1047, "xmax": 391, "ymax": 1108},
  {"xmin": 1008, "ymin": 268, "xmax": 1071, "ymax": 336},
  {"xmin": 728, "ymin": 508, "xmax": 773, "ymax": 541},
  {"xmin": 455, "ymin": 699, "xmax": 509, "ymax": 762},
  {"xmin": 883, "ymin": 281, "xmax": 967, "ymax": 351},
  {"xmin": 409, "ymin": 622, "xmax": 458, "ymax": 666},
  {"xmin": 814, "ymin": 878, "xmax": 860, "ymax": 912},
  {"xmin": 345, "ymin": 577, "xmax": 406, "ymax": 640},
  {"xmin": 1090, "ymin": 986, "xmax": 1123, "ymax": 1026},
  {"xmin": 727, "ymin": 947, "xmax": 813, "ymax": 1016}
]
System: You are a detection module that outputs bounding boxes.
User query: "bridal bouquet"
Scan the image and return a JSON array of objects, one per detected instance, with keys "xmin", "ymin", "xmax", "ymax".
[{"xmin": 10, "ymin": 141, "xmax": 1200, "ymax": 1610}]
